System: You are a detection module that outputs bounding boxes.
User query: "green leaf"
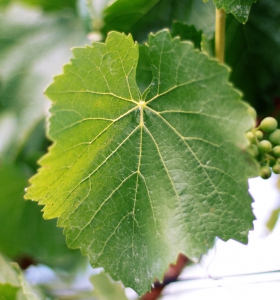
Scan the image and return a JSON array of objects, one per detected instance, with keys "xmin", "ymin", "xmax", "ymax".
[
  {"xmin": 171, "ymin": 22, "xmax": 202, "ymax": 50},
  {"xmin": 136, "ymin": 45, "xmax": 153, "ymax": 93},
  {"xmin": 0, "ymin": 0, "xmax": 10, "ymax": 7},
  {"xmin": 0, "ymin": 253, "xmax": 43, "ymax": 300},
  {"xmin": 0, "ymin": 254, "xmax": 20, "ymax": 299},
  {"xmin": 19, "ymin": 0, "xmax": 76, "ymax": 11},
  {"xmin": 201, "ymin": 34, "xmax": 214, "ymax": 57},
  {"xmin": 225, "ymin": 0, "xmax": 280, "ymax": 113},
  {"xmin": 0, "ymin": 4, "xmax": 87, "ymax": 160},
  {"xmin": 212, "ymin": 0, "xmax": 257, "ymax": 23},
  {"xmin": 0, "ymin": 164, "xmax": 84, "ymax": 269},
  {"xmin": 25, "ymin": 30, "xmax": 258, "ymax": 294},
  {"xmin": 102, "ymin": 0, "xmax": 215, "ymax": 41},
  {"xmin": 91, "ymin": 272, "xmax": 128, "ymax": 300}
]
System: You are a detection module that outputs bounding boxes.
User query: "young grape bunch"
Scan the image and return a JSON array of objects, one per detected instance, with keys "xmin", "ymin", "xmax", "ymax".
[{"xmin": 245, "ymin": 116, "xmax": 280, "ymax": 179}]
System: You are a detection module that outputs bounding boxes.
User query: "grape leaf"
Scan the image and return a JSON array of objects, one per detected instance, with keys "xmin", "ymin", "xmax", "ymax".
[
  {"xmin": 0, "ymin": 253, "xmax": 43, "ymax": 300},
  {"xmin": 19, "ymin": 0, "xmax": 76, "ymax": 11},
  {"xmin": 0, "ymin": 164, "xmax": 84, "ymax": 270},
  {"xmin": 91, "ymin": 272, "xmax": 128, "ymax": 300},
  {"xmin": 25, "ymin": 30, "xmax": 258, "ymax": 294},
  {"xmin": 212, "ymin": 0, "xmax": 257, "ymax": 23},
  {"xmin": 102, "ymin": 0, "xmax": 215, "ymax": 41},
  {"xmin": 171, "ymin": 22, "xmax": 202, "ymax": 50}
]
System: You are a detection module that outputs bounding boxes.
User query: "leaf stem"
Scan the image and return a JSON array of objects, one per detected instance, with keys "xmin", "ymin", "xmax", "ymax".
[{"xmin": 215, "ymin": 8, "xmax": 226, "ymax": 63}]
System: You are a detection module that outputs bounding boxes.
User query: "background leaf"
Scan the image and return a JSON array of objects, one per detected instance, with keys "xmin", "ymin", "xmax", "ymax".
[
  {"xmin": 0, "ymin": 3, "xmax": 87, "ymax": 160},
  {"xmin": 102, "ymin": 0, "xmax": 215, "ymax": 41},
  {"xmin": 18, "ymin": 0, "xmax": 76, "ymax": 11},
  {"xmin": 25, "ymin": 30, "xmax": 258, "ymax": 294},
  {"xmin": 0, "ymin": 253, "xmax": 43, "ymax": 300},
  {"xmin": 91, "ymin": 272, "xmax": 128, "ymax": 300},
  {"xmin": 0, "ymin": 163, "xmax": 84, "ymax": 269},
  {"xmin": 225, "ymin": 0, "xmax": 280, "ymax": 115},
  {"xmin": 212, "ymin": 0, "xmax": 257, "ymax": 23},
  {"xmin": 171, "ymin": 22, "xmax": 202, "ymax": 50}
]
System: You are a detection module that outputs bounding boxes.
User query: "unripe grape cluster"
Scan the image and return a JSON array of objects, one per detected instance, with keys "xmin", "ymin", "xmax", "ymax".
[{"xmin": 246, "ymin": 116, "xmax": 280, "ymax": 179}]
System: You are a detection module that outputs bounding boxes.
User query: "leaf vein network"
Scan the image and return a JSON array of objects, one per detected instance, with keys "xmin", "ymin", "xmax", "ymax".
[
  {"xmin": 146, "ymin": 107, "xmax": 227, "ymax": 229},
  {"xmin": 79, "ymin": 53, "xmax": 111, "ymax": 92},
  {"xmin": 138, "ymin": 172, "xmax": 160, "ymax": 236},
  {"xmin": 50, "ymin": 124, "xmax": 140, "ymax": 216},
  {"xmin": 143, "ymin": 125, "xmax": 186, "ymax": 231},
  {"xmin": 68, "ymin": 171, "xmax": 139, "ymax": 246},
  {"xmin": 96, "ymin": 212, "xmax": 132, "ymax": 256},
  {"xmin": 53, "ymin": 106, "xmax": 138, "ymax": 158},
  {"xmin": 145, "ymin": 70, "xmax": 226, "ymax": 104},
  {"xmin": 116, "ymin": 42, "xmax": 135, "ymax": 100}
]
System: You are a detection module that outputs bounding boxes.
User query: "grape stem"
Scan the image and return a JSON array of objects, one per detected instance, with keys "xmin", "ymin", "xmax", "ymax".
[{"xmin": 215, "ymin": 8, "xmax": 226, "ymax": 63}]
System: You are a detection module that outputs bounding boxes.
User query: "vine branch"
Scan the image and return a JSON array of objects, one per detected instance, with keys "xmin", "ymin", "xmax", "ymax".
[
  {"xmin": 141, "ymin": 253, "xmax": 189, "ymax": 300},
  {"xmin": 215, "ymin": 8, "xmax": 226, "ymax": 63}
]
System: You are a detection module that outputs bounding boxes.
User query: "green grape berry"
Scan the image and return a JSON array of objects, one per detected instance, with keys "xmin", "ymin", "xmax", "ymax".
[
  {"xmin": 272, "ymin": 146, "xmax": 280, "ymax": 158},
  {"xmin": 269, "ymin": 129, "xmax": 280, "ymax": 145},
  {"xmin": 246, "ymin": 144, "xmax": 259, "ymax": 157},
  {"xmin": 260, "ymin": 166, "xmax": 272, "ymax": 179},
  {"xmin": 255, "ymin": 130, "xmax": 263, "ymax": 140},
  {"xmin": 259, "ymin": 117, "xmax": 278, "ymax": 132},
  {"xmin": 258, "ymin": 140, "xmax": 272, "ymax": 153},
  {"xmin": 272, "ymin": 165, "xmax": 280, "ymax": 174},
  {"xmin": 247, "ymin": 106, "xmax": 257, "ymax": 121},
  {"xmin": 245, "ymin": 131, "xmax": 255, "ymax": 143}
]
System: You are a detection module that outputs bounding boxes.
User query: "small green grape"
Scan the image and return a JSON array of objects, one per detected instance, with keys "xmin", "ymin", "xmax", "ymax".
[
  {"xmin": 255, "ymin": 130, "xmax": 263, "ymax": 140},
  {"xmin": 272, "ymin": 146, "xmax": 280, "ymax": 158},
  {"xmin": 272, "ymin": 165, "xmax": 280, "ymax": 174},
  {"xmin": 247, "ymin": 106, "xmax": 257, "ymax": 121},
  {"xmin": 260, "ymin": 117, "xmax": 278, "ymax": 132},
  {"xmin": 269, "ymin": 129, "xmax": 280, "ymax": 145},
  {"xmin": 258, "ymin": 140, "xmax": 272, "ymax": 153},
  {"xmin": 260, "ymin": 166, "xmax": 272, "ymax": 179},
  {"xmin": 246, "ymin": 144, "xmax": 259, "ymax": 157},
  {"xmin": 245, "ymin": 131, "xmax": 255, "ymax": 143}
]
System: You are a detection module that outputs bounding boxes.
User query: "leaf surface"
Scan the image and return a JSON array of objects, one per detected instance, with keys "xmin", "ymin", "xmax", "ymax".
[
  {"xmin": 25, "ymin": 30, "xmax": 258, "ymax": 294},
  {"xmin": 212, "ymin": 0, "xmax": 257, "ymax": 23}
]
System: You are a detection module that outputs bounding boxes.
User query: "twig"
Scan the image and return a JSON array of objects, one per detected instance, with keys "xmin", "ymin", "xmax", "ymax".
[
  {"xmin": 215, "ymin": 8, "xmax": 226, "ymax": 63},
  {"xmin": 141, "ymin": 253, "xmax": 189, "ymax": 300}
]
